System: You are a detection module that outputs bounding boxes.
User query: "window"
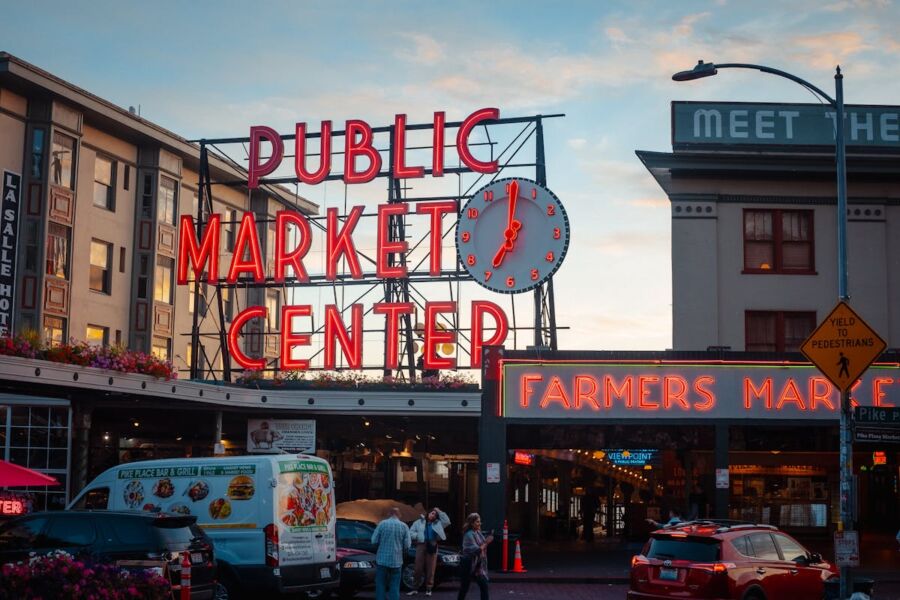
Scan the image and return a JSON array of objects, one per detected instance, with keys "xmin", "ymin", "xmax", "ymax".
[
  {"xmin": 154, "ymin": 257, "xmax": 174, "ymax": 304},
  {"xmin": 137, "ymin": 255, "xmax": 149, "ymax": 299},
  {"xmin": 93, "ymin": 155, "xmax": 115, "ymax": 210},
  {"xmin": 50, "ymin": 132, "xmax": 75, "ymax": 189},
  {"xmin": 43, "ymin": 316, "xmax": 66, "ymax": 348},
  {"xmin": 158, "ymin": 176, "xmax": 177, "ymax": 224},
  {"xmin": 31, "ymin": 129, "xmax": 45, "ymax": 179},
  {"xmin": 45, "ymin": 517, "xmax": 96, "ymax": 547},
  {"xmin": 732, "ymin": 535, "xmax": 753, "ymax": 557},
  {"xmin": 744, "ymin": 209, "xmax": 814, "ymax": 273},
  {"xmin": 123, "ymin": 164, "xmax": 130, "ymax": 191},
  {"xmin": 266, "ymin": 291, "xmax": 280, "ymax": 331},
  {"xmin": 0, "ymin": 516, "xmax": 50, "ymax": 550},
  {"xmin": 89, "ymin": 240, "xmax": 112, "ymax": 293},
  {"xmin": 748, "ymin": 533, "xmax": 781, "ymax": 561},
  {"xmin": 151, "ymin": 336, "xmax": 170, "ymax": 360},
  {"xmin": 45, "ymin": 223, "xmax": 70, "ymax": 278},
  {"xmin": 774, "ymin": 533, "xmax": 808, "ymax": 562},
  {"xmin": 5, "ymin": 405, "xmax": 70, "ymax": 511},
  {"xmin": 141, "ymin": 174, "xmax": 153, "ymax": 218},
  {"xmin": 85, "ymin": 324, "xmax": 108, "ymax": 347},
  {"xmin": 222, "ymin": 286, "xmax": 233, "ymax": 322},
  {"xmin": 224, "ymin": 208, "xmax": 236, "ymax": 252},
  {"xmin": 74, "ymin": 488, "xmax": 109, "ymax": 510},
  {"xmin": 746, "ymin": 311, "xmax": 816, "ymax": 352}
]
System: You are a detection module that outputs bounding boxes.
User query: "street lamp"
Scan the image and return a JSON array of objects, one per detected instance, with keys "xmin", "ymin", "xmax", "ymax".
[{"xmin": 673, "ymin": 60, "xmax": 853, "ymax": 598}]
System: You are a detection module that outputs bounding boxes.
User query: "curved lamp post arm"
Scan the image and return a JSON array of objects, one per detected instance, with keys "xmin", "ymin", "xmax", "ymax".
[{"xmin": 713, "ymin": 63, "xmax": 837, "ymax": 107}]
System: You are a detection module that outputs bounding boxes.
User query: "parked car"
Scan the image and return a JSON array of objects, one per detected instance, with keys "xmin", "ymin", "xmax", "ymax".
[
  {"xmin": 335, "ymin": 518, "xmax": 460, "ymax": 591},
  {"xmin": 335, "ymin": 546, "xmax": 377, "ymax": 598},
  {"xmin": 628, "ymin": 520, "xmax": 838, "ymax": 600},
  {"xmin": 0, "ymin": 510, "xmax": 219, "ymax": 599},
  {"xmin": 68, "ymin": 455, "xmax": 339, "ymax": 599}
]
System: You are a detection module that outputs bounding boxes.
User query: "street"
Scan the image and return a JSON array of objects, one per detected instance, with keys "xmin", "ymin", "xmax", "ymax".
[{"xmin": 350, "ymin": 581, "xmax": 900, "ymax": 599}]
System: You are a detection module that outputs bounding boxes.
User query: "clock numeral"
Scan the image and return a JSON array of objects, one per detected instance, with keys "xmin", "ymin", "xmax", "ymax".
[
  {"xmin": 505, "ymin": 182, "xmax": 511, "ymax": 195},
  {"xmin": 484, "ymin": 190, "xmax": 494, "ymax": 202},
  {"xmin": 467, "ymin": 207, "xmax": 479, "ymax": 219},
  {"xmin": 466, "ymin": 254, "xmax": 476, "ymax": 266},
  {"xmin": 531, "ymin": 268, "xmax": 539, "ymax": 281},
  {"xmin": 506, "ymin": 276, "xmax": 515, "ymax": 288},
  {"xmin": 553, "ymin": 227, "xmax": 561, "ymax": 240},
  {"xmin": 546, "ymin": 204, "xmax": 556, "ymax": 216},
  {"xmin": 532, "ymin": 187, "xmax": 537, "ymax": 199},
  {"xmin": 461, "ymin": 231, "xmax": 471, "ymax": 243},
  {"xmin": 545, "ymin": 251, "xmax": 555, "ymax": 262},
  {"xmin": 484, "ymin": 270, "xmax": 492, "ymax": 281}
]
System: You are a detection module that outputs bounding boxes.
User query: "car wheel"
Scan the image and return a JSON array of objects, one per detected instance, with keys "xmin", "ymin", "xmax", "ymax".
[
  {"xmin": 213, "ymin": 583, "xmax": 230, "ymax": 600},
  {"xmin": 742, "ymin": 590, "xmax": 766, "ymax": 600},
  {"xmin": 401, "ymin": 563, "xmax": 422, "ymax": 591}
]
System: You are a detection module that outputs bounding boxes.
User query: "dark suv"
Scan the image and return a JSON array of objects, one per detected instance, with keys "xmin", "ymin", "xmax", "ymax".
[
  {"xmin": 0, "ymin": 511, "xmax": 218, "ymax": 599},
  {"xmin": 628, "ymin": 521, "xmax": 838, "ymax": 600}
]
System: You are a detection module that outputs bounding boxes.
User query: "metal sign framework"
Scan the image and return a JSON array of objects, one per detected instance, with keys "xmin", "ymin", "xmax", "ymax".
[{"xmin": 188, "ymin": 113, "xmax": 563, "ymax": 383}]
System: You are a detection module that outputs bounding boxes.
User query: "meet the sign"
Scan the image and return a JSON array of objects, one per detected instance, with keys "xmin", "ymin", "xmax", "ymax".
[
  {"xmin": 0, "ymin": 171, "xmax": 21, "ymax": 335},
  {"xmin": 501, "ymin": 362, "xmax": 900, "ymax": 420},
  {"xmin": 672, "ymin": 102, "xmax": 900, "ymax": 150}
]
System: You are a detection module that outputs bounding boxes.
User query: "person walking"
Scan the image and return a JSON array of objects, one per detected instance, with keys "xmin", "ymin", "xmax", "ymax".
[
  {"xmin": 372, "ymin": 507, "xmax": 412, "ymax": 600},
  {"xmin": 457, "ymin": 513, "xmax": 492, "ymax": 600},
  {"xmin": 407, "ymin": 506, "xmax": 451, "ymax": 596}
]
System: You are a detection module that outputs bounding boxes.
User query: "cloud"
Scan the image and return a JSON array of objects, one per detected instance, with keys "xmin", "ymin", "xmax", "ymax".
[
  {"xmin": 395, "ymin": 33, "xmax": 444, "ymax": 65},
  {"xmin": 674, "ymin": 12, "xmax": 712, "ymax": 37},
  {"xmin": 791, "ymin": 31, "xmax": 871, "ymax": 69},
  {"xmin": 822, "ymin": 0, "xmax": 889, "ymax": 11},
  {"xmin": 567, "ymin": 138, "xmax": 588, "ymax": 150},
  {"xmin": 605, "ymin": 26, "xmax": 633, "ymax": 48},
  {"xmin": 628, "ymin": 197, "xmax": 669, "ymax": 208},
  {"xmin": 587, "ymin": 230, "xmax": 669, "ymax": 257}
]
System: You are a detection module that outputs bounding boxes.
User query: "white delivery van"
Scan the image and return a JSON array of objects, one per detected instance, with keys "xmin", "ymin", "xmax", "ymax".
[{"xmin": 68, "ymin": 455, "xmax": 338, "ymax": 598}]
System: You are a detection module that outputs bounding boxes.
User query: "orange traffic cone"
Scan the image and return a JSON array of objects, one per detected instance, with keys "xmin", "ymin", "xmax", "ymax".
[{"xmin": 511, "ymin": 539, "xmax": 527, "ymax": 573}]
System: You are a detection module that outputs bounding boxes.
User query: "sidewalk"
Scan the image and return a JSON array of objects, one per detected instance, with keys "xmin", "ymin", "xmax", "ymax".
[{"xmin": 490, "ymin": 539, "xmax": 900, "ymax": 585}]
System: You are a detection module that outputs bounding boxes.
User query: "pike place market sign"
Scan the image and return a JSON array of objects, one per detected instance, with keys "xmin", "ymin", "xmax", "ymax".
[{"xmin": 500, "ymin": 362, "xmax": 900, "ymax": 420}]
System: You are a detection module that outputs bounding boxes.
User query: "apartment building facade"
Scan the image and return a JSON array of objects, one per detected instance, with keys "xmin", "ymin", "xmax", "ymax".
[{"xmin": 0, "ymin": 52, "xmax": 315, "ymax": 376}]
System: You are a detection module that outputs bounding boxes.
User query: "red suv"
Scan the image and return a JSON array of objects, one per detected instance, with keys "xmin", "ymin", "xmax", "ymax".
[{"xmin": 628, "ymin": 521, "xmax": 838, "ymax": 600}]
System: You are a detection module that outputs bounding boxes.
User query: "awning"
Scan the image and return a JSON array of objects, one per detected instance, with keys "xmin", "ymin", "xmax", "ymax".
[{"xmin": 0, "ymin": 460, "xmax": 60, "ymax": 487}]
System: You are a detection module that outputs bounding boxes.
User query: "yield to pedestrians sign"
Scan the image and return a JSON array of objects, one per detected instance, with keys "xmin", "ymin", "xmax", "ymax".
[{"xmin": 801, "ymin": 302, "xmax": 886, "ymax": 392}]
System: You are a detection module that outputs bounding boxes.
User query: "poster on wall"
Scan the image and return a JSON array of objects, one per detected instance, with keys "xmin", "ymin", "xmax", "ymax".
[{"xmin": 247, "ymin": 419, "xmax": 316, "ymax": 454}]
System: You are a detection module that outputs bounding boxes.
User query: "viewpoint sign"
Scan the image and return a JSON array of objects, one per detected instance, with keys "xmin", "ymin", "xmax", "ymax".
[
  {"xmin": 672, "ymin": 102, "xmax": 900, "ymax": 151},
  {"xmin": 500, "ymin": 361, "xmax": 899, "ymax": 420}
]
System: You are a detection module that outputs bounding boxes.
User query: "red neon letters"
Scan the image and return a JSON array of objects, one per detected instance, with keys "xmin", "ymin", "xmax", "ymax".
[
  {"xmin": 247, "ymin": 109, "xmax": 499, "ymax": 188},
  {"xmin": 376, "ymin": 203, "xmax": 410, "ymax": 278},
  {"xmin": 424, "ymin": 301, "xmax": 456, "ymax": 370},
  {"xmin": 177, "ymin": 214, "xmax": 220, "ymax": 284},
  {"xmin": 470, "ymin": 300, "xmax": 509, "ymax": 368}
]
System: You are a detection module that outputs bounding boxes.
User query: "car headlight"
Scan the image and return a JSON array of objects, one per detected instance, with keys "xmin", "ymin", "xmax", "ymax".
[{"xmin": 441, "ymin": 554, "xmax": 460, "ymax": 564}]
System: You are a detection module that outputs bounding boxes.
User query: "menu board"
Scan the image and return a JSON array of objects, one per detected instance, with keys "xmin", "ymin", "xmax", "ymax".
[
  {"xmin": 248, "ymin": 419, "xmax": 316, "ymax": 454},
  {"xmin": 115, "ymin": 463, "xmax": 258, "ymax": 528},
  {"xmin": 276, "ymin": 459, "xmax": 336, "ymax": 566}
]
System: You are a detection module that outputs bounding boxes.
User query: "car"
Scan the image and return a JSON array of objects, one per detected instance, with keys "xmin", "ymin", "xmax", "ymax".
[
  {"xmin": 335, "ymin": 546, "xmax": 377, "ymax": 598},
  {"xmin": 628, "ymin": 520, "xmax": 838, "ymax": 600},
  {"xmin": 335, "ymin": 518, "xmax": 461, "ymax": 591},
  {"xmin": 68, "ymin": 455, "xmax": 339, "ymax": 599},
  {"xmin": 0, "ymin": 510, "xmax": 220, "ymax": 599}
]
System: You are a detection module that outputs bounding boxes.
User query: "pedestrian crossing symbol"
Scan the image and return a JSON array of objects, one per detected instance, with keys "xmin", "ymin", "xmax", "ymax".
[{"xmin": 801, "ymin": 301, "xmax": 887, "ymax": 392}]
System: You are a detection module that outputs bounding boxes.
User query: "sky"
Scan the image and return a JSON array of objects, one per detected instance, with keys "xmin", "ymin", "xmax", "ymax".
[{"xmin": 3, "ymin": 0, "xmax": 900, "ymax": 360}]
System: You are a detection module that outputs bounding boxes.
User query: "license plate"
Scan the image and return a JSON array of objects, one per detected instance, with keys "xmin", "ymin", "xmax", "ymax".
[
  {"xmin": 320, "ymin": 567, "xmax": 331, "ymax": 579},
  {"xmin": 659, "ymin": 567, "xmax": 678, "ymax": 581},
  {"xmin": 191, "ymin": 552, "xmax": 203, "ymax": 564}
]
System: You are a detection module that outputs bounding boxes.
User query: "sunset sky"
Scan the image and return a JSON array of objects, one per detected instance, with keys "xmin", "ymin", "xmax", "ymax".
[{"xmin": 4, "ymin": 0, "xmax": 899, "ymax": 358}]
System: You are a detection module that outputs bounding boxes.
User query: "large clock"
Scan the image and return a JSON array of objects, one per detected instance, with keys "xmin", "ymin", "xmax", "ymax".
[{"xmin": 456, "ymin": 177, "xmax": 570, "ymax": 294}]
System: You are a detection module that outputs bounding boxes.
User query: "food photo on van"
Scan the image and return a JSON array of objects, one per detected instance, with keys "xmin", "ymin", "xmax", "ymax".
[{"xmin": 68, "ymin": 454, "xmax": 339, "ymax": 599}]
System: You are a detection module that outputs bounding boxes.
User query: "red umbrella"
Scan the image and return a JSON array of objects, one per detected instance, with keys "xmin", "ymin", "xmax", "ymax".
[{"xmin": 0, "ymin": 460, "xmax": 60, "ymax": 487}]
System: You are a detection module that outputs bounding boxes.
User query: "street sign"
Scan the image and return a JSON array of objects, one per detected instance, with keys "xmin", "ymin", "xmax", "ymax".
[
  {"xmin": 854, "ymin": 428, "xmax": 900, "ymax": 444},
  {"xmin": 833, "ymin": 530, "xmax": 860, "ymax": 567},
  {"xmin": 854, "ymin": 406, "xmax": 900, "ymax": 426},
  {"xmin": 800, "ymin": 302, "xmax": 886, "ymax": 392}
]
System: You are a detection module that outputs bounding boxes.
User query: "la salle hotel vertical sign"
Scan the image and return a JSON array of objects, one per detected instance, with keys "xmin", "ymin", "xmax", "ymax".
[{"xmin": 0, "ymin": 171, "xmax": 21, "ymax": 335}]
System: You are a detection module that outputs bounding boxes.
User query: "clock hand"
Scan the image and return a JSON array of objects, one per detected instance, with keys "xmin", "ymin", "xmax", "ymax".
[
  {"xmin": 493, "ymin": 181, "xmax": 523, "ymax": 268},
  {"xmin": 507, "ymin": 180, "xmax": 519, "ymax": 230}
]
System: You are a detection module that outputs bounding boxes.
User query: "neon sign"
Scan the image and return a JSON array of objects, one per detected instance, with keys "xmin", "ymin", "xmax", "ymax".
[
  {"xmin": 502, "ymin": 361, "xmax": 900, "ymax": 420},
  {"xmin": 602, "ymin": 449, "xmax": 658, "ymax": 466},
  {"xmin": 873, "ymin": 451, "xmax": 887, "ymax": 466},
  {"xmin": 178, "ymin": 108, "xmax": 517, "ymax": 372},
  {"xmin": 0, "ymin": 493, "xmax": 28, "ymax": 516},
  {"xmin": 513, "ymin": 451, "xmax": 534, "ymax": 466}
]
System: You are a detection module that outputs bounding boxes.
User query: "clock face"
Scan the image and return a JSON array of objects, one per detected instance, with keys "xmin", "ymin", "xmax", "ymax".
[{"xmin": 456, "ymin": 177, "xmax": 570, "ymax": 294}]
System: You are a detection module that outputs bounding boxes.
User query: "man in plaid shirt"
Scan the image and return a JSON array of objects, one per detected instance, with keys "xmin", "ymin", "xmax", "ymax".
[{"xmin": 372, "ymin": 507, "xmax": 412, "ymax": 600}]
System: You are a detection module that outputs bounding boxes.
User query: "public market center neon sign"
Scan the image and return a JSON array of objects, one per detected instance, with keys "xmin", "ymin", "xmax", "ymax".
[{"xmin": 177, "ymin": 108, "xmax": 509, "ymax": 371}]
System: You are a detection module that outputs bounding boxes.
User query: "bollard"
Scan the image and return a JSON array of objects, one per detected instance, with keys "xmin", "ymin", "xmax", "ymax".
[
  {"xmin": 502, "ymin": 520, "xmax": 509, "ymax": 572},
  {"xmin": 180, "ymin": 551, "xmax": 192, "ymax": 600}
]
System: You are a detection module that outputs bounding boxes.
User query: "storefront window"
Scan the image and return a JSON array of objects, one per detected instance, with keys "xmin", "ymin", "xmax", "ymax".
[
  {"xmin": 51, "ymin": 132, "xmax": 75, "ymax": 189},
  {"xmin": 31, "ymin": 129, "xmax": 45, "ymax": 179}
]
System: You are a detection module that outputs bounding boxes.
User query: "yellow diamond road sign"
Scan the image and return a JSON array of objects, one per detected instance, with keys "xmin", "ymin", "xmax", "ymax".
[{"xmin": 801, "ymin": 301, "xmax": 887, "ymax": 392}]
